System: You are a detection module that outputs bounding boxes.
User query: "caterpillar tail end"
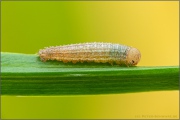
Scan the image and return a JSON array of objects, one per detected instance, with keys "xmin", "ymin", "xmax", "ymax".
[
  {"xmin": 126, "ymin": 48, "xmax": 141, "ymax": 66},
  {"xmin": 38, "ymin": 49, "xmax": 47, "ymax": 62}
]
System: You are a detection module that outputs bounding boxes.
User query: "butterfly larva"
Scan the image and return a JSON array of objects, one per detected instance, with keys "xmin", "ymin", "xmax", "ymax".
[{"xmin": 38, "ymin": 42, "xmax": 141, "ymax": 66}]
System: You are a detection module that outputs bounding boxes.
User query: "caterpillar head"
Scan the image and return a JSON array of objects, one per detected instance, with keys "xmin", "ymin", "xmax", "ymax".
[{"xmin": 126, "ymin": 48, "xmax": 141, "ymax": 66}]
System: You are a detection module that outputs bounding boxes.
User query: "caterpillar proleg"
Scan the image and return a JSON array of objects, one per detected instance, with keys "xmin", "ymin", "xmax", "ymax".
[{"xmin": 38, "ymin": 42, "xmax": 141, "ymax": 66}]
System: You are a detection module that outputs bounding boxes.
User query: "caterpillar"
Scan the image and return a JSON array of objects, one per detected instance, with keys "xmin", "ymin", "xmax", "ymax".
[{"xmin": 38, "ymin": 42, "xmax": 141, "ymax": 66}]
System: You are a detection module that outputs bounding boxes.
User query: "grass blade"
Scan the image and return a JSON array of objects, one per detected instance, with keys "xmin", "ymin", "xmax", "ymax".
[{"xmin": 1, "ymin": 52, "xmax": 179, "ymax": 95}]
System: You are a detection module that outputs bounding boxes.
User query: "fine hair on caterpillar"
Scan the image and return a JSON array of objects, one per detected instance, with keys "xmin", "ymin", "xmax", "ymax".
[{"xmin": 38, "ymin": 42, "xmax": 141, "ymax": 66}]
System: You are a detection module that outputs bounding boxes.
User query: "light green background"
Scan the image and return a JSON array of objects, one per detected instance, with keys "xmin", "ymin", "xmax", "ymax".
[{"xmin": 1, "ymin": 1, "xmax": 179, "ymax": 119}]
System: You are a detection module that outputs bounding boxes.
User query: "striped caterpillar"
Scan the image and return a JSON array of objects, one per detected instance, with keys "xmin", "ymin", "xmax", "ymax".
[{"xmin": 38, "ymin": 42, "xmax": 141, "ymax": 66}]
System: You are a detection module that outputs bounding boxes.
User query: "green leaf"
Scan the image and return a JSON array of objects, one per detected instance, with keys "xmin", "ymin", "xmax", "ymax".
[{"xmin": 1, "ymin": 52, "xmax": 179, "ymax": 95}]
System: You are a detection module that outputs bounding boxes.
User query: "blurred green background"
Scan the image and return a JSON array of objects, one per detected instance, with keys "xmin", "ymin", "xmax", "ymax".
[{"xmin": 1, "ymin": 1, "xmax": 179, "ymax": 119}]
